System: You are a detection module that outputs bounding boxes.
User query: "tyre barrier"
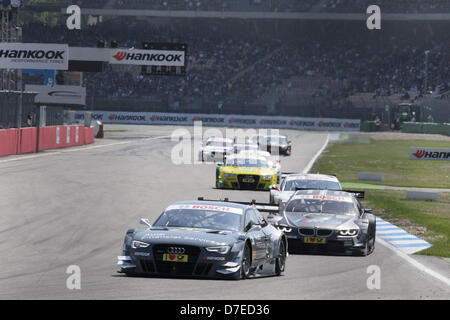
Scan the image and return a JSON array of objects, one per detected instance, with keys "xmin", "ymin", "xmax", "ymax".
[{"xmin": 0, "ymin": 125, "xmax": 95, "ymax": 157}]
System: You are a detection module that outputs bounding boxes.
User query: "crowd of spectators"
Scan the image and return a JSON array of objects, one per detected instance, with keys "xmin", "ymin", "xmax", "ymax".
[
  {"xmin": 320, "ymin": 0, "xmax": 450, "ymax": 13},
  {"xmin": 112, "ymin": 0, "xmax": 450, "ymax": 13},
  {"xmin": 24, "ymin": 0, "xmax": 450, "ymax": 13},
  {"xmin": 112, "ymin": 0, "xmax": 318, "ymax": 12},
  {"xmin": 21, "ymin": 18, "xmax": 450, "ymax": 108}
]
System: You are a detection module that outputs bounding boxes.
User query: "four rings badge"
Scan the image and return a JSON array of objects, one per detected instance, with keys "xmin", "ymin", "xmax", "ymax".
[{"xmin": 167, "ymin": 247, "xmax": 185, "ymax": 254}]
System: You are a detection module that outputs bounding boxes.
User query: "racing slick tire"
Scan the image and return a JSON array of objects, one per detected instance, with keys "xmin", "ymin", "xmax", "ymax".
[
  {"xmin": 275, "ymin": 239, "xmax": 287, "ymax": 276},
  {"xmin": 240, "ymin": 243, "xmax": 252, "ymax": 279},
  {"xmin": 354, "ymin": 220, "xmax": 376, "ymax": 256}
]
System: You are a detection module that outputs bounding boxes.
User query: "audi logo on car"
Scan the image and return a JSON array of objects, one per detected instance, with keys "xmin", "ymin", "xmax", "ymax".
[{"xmin": 167, "ymin": 247, "xmax": 185, "ymax": 254}]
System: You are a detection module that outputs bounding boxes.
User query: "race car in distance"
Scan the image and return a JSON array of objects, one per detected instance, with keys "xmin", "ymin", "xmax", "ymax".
[
  {"xmin": 199, "ymin": 137, "xmax": 233, "ymax": 162},
  {"xmin": 239, "ymin": 149, "xmax": 281, "ymax": 183},
  {"xmin": 270, "ymin": 173, "xmax": 342, "ymax": 204},
  {"xmin": 258, "ymin": 135, "xmax": 292, "ymax": 156},
  {"xmin": 216, "ymin": 154, "xmax": 278, "ymax": 190},
  {"xmin": 269, "ymin": 189, "xmax": 375, "ymax": 256},
  {"xmin": 231, "ymin": 143, "xmax": 259, "ymax": 154},
  {"xmin": 118, "ymin": 200, "xmax": 287, "ymax": 279}
]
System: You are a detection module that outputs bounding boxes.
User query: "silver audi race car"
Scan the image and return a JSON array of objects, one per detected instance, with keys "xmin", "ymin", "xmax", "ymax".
[
  {"xmin": 118, "ymin": 199, "xmax": 287, "ymax": 279},
  {"xmin": 268, "ymin": 189, "xmax": 376, "ymax": 256},
  {"xmin": 270, "ymin": 173, "xmax": 342, "ymax": 204}
]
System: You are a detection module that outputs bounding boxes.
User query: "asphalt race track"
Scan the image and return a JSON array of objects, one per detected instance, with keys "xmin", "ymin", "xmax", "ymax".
[{"xmin": 0, "ymin": 125, "xmax": 449, "ymax": 299}]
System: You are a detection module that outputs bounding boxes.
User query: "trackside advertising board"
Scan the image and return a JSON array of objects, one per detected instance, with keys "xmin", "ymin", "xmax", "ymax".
[
  {"xmin": 0, "ymin": 43, "xmax": 68, "ymax": 70},
  {"xmin": 410, "ymin": 148, "xmax": 450, "ymax": 160},
  {"xmin": 73, "ymin": 111, "xmax": 360, "ymax": 131},
  {"xmin": 109, "ymin": 49, "xmax": 185, "ymax": 66}
]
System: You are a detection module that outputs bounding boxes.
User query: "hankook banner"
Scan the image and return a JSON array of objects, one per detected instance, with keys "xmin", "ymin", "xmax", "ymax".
[
  {"xmin": 0, "ymin": 43, "xmax": 69, "ymax": 70},
  {"xmin": 410, "ymin": 148, "xmax": 450, "ymax": 160},
  {"xmin": 73, "ymin": 111, "xmax": 360, "ymax": 131},
  {"xmin": 109, "ymin": 49, "xmax": 185, "ymax": 66}
]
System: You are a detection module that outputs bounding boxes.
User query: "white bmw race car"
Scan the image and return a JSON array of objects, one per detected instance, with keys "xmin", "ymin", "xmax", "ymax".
[
  {"xmin": 269, "ymin": 173, "xmax": 342, "ymax": 204},
  {"xmin": 199, "ymin": 137, "xmax": 233, "ymax": 162}
]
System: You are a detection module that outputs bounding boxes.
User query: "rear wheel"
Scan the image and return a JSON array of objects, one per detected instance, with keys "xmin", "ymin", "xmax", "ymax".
[
  {"xmin": 275, "ymin": 239, "xmax": 287, "ymax": 276},
  {"xmin": 240, "ymin": 243, "xmax": 251, "ymax": 279}
]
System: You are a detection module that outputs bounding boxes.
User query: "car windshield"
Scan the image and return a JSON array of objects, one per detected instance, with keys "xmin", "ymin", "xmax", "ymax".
[
  {"xmin": 153, "ymin": 209, "xmax": 242, "ymax": 231},
  {"xmin": 283, "ymin": 180, "xmax": 341, "ymax": 191},
  {"xmin": 285, "ymin": 199, "xmax": 358, "ymax": 215},
  {"xmin": 267, "ymin": 136, "xmax": 287, "ymax": 144},
  {"xmin": 226, "ymin": 157, "xmax": 268, "ymax": 168},
  {"xmin": 206, "ymin": 140, "xmax": 232, "ymax": 147}
]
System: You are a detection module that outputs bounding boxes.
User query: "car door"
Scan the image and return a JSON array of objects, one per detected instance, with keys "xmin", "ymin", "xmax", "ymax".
[
  {"xmin": 244, "ymin": 209, "xmax": 267, "ymax": 266},
  {"xmin": 255, "ymin": 209, "xmax": 273, "ymax": 262}
]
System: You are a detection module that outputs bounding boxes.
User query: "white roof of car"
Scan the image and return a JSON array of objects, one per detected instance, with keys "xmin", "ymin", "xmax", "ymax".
[{"xmin": 285, "ymin": 173, "xmax": 339, "ymax": 182}]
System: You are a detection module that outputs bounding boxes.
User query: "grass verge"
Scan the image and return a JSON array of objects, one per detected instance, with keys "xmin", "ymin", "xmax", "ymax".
[
  {"xmin": 311, "ymin": 139, "xmax": 450, "ymax": 189},
  {"xmin": 363, "ymin": 190, "xmax": 449, "ymax": 257}
]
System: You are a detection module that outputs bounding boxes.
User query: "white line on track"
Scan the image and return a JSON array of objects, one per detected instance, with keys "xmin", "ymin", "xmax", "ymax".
[
  {"xmin": 376, "ymin": 238, "xmax": 450, "ymax": 287},
  {"xmin": 0, "ymin": 134, "xmax": 172, "ymax": 164},
  {"xmin": 302, "ymin": 131, "xmax": 450, "ymax": 289},
  {"xmin": 302, "ymin": 133, "xmax": 330, "ymax": 174}
]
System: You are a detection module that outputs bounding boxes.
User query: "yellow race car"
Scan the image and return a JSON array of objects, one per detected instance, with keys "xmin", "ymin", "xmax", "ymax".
[{"xmin": 216, "ymin": 154, "xmax": 278, "ymax": 190}]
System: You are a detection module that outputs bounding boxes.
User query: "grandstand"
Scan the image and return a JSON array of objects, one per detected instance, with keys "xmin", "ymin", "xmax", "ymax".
[
  {"xmin": 18, "ymin": 1, "xmax": 450, "ymax": 122},
  {"xmin": 23, "ymin": 0, "xmax": 450, "ymax": 13}
]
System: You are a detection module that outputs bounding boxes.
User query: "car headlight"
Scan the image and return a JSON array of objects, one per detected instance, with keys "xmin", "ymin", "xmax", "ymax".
[
  {"xmin": 262, "ymin": 175, "xmax": 273, "ymax": 179},
  {"xmin": 338, "ymin": 229, "xmax": 359, "ymax": 236},
  {"xmin": 205, "ymin": 245, "xmax": 231, "ymax": 254},
  {"xmin": 277, "ymin": 226, "xmax": 292, "ymax": 233},
  {"xmin": 223, "ymin": 173, "xmax": 236, "ymax": 178},
  {"xmin": 131, "ymin": 240, "xmax": 151, "ymax": 249}
]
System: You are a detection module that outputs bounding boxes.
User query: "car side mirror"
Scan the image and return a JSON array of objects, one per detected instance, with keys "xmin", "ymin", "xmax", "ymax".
[
  {"xmin": 217, "ymin": 162, "xmax": 224, "ymax": 167},
  {"xmin": 364, "ymin": 208, "xmax": 373, "ymax": 214},
  {"xmin": 140, "ymin": 218, "xmax": 152, "ymax": 228},
  {"xmin": 270, "ymin": 185, "xmax": 280, "ymax": 191}
]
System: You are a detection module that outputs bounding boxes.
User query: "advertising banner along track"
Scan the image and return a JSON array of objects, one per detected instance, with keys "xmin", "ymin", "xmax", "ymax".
[{"xmin": 74, "ymin": 111, "xmax": 360, "ymax": 131}]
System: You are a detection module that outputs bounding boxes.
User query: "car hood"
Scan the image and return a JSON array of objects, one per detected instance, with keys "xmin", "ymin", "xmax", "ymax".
[
  {"xmin": 134, "ymin": 227, "xmax": 240, "ymax": 247},
  {"xmin": 220, "ymin": 166, "xmax": 275, "ymax": 175},
  {"xmin": 284, "ymin": 212, "xmax": 358, "ymax": 229}
]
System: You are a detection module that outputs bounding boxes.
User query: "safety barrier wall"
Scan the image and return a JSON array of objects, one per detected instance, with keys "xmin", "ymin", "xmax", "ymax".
[
  {"xmin": 402, "ymin": 122, "xmax": 450, "ymax": 136},
  {"xmin": 0, "ymin": 128, "xmax": 18, "ymax": 157},
  {"xmin": 84, "ymin": 127, "xmax": 95, "ymax": 144},
  {"xmin": 0, "ymin": 125, "xmax": 95, "ymax": 157},
  {"xmin": 19, "ymin": 127, "xmax": 37, "ymax": 154}
]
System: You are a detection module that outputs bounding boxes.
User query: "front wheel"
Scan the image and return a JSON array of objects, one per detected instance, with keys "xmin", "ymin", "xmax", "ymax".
[
  {"xmin": 275, "ymin": 239, "xmax": 287, "ymax": 276},
  {"xmin": 240, "ymin": 243, "xmax": 252, "ymax": 279}
]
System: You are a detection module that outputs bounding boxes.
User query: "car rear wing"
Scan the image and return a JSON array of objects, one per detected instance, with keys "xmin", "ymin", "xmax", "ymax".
[
  {"xmin": 280, "ymin": 172, "xmax": 298, "ymax": 179},
  {"xmin": 342, "ymin": 190, "xmax": 365, "ymax": 199},
  {"xmin": 197, "ymin": 197, "xmax": 279, "ymax": 214},
  {"xmin": 293, "ymin": 188, "xmax": 365, "ymax": 199}
]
